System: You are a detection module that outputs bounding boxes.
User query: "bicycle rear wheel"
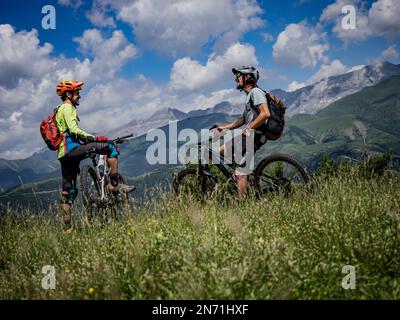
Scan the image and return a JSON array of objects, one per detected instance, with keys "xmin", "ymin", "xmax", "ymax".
[
  {"xmin": 254, "ymin": 154, "xmax": 309, "ymax": 198},
  {"xmin": 172, "ymin": 168, "xmax": 217, "ymax": 201},
  {"xmin": 80, "ymin": 165, "xmax": 101, "ymax": 219}
]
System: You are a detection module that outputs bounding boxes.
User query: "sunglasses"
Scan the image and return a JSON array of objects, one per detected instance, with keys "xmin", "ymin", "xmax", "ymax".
[{"xmin": 234, "ymin": 72, "xmax": 242, "ymax": 78}]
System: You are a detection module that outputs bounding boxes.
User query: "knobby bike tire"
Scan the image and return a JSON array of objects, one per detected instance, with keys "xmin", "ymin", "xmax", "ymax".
[
  {"xmin": 253, "ymin": 153, "xmax": 310, "ymax": 196},
  {"xmin": 80, "ymin": 165, "xmax": 101, "ymax": 216},
  {"xmin": 172, "ymin": 168, "xmax": 217, "ymax": 199}
]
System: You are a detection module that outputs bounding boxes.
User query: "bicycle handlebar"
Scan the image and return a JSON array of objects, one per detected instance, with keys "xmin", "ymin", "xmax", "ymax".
[
  {"xmin": 112, "ymin": 133, "xmax": 134, "ymax": 144},
  {"xmin": 209, "ymin": 124, "xmax": 218, "ymax": 130}
]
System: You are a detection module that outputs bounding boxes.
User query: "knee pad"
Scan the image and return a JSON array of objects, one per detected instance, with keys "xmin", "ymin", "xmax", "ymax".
[
  {"xmin": 109, "ymin": 173, "xmax": 120, "ymax": 187},
  {"xmin": 62, "ymin": 180, "xmax": 73, "ymax": 192},
  {"xmin": 61, "ymin": 188, "xmax": 78, "ymax": 205}
]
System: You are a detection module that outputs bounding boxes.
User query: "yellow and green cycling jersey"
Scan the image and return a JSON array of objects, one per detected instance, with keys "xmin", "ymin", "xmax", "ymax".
[{"xmin": 55, "ymin": 103, "xmax": 94, "ymax": 159}]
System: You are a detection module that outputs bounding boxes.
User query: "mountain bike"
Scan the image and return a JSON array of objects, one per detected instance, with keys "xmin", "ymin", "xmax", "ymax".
[
  {"xmin": 172, "ymin": 127, "xmax": 310, "ymax": 199},
  {"xmin": 80, "ymin": 134, "xmax": 134, "ymax": 221}
]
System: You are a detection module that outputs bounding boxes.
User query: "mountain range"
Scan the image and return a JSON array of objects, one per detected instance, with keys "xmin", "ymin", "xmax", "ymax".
[
  {"xmin": 106, "ymin": 61, "xmax": 400, "ymax": 138},
  {"xmin": 2, "ymin": 74, "xmax": 399, "ymax": 210},
  {"xmin": 0, "ymin": 61, "xmax": 399, "ymax": 195}
]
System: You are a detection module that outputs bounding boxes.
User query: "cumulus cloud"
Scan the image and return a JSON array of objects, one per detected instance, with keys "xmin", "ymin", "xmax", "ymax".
[
  {"xmin": 380, "ymin": 45, "xmax": 399, "ymax": 60},
  {"xmin": 320, "ymin": 0, "xmax": 400, "ymax": 43},
  {"xmin": 287, "ymin": 81, "xmax": 306, "ymax": 92},
  {"xmin": 73, "ymin": 29, "xmax": 138, "ymax": 80},
  {"xmin": 369, "ymin": 45, "xmax": 400, "ymax": 64},
  {"xmin": 0, "ymin": 25, "xmax": 54, "ymax": 89},
  {"xmin": 169, "ymin": 42, "xmax": 259, "ymax": 92},
  {"xmin": 272, "ymin": 21, "xmax": 329, "ymax": 68},
  {"xmin": 87, "ymin": 0, "xmax": 265, "ymax": 56},
  {"xmin": 307, "ymin": 59, "xmax": 349, "ymax": 84},
  {"xmin": 0, "ymin": 25, "xmax": 139, "ymax": 159},
  {"xmin": 320, "ymin": 0, "xmax": 372, "ymax": 43},
  {"xmin": 86, "ymin": 8, "xmax": 116, "ymax": 28},
  {"xmin": 369, "ymin": 0, "xmax": 400, "ymax": 39}
]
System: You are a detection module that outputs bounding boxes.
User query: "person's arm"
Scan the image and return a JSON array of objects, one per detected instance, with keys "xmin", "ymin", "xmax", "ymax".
[
  {"xmin": 63, "ymin": 105, "xmax": 95, "ymax": 142},
  {"xmin": 217, "ymin": 116, "xmax": 245, "ymax": 131}
]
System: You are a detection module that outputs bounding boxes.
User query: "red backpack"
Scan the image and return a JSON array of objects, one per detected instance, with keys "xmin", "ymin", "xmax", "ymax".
[{"xmin": 40, "ymin": 105, "xmax": 63, "ymax": 151}]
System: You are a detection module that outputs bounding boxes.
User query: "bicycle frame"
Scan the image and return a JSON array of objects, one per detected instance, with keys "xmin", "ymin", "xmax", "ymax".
[
  {"xmin": 86, "ymin": 153, "xmax": 109, "ymax": 203},
  {"xmin": 195, "ymin": 141, "xmax": 238, "ymax": 184},
  {"xmin": 193, "ymin": 140, "xmax": 293, "ymax": 191}
]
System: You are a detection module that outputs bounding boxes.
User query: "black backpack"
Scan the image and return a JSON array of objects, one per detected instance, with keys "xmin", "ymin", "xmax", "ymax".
[{"xmin": 250, "ymin": 88, "xmax": 285, "ymax": 140}]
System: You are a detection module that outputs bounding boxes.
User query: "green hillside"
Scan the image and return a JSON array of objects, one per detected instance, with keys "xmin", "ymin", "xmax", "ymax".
[{"xmin": 256, "ymin": 76, "xmax": 400, "ymax": 169}]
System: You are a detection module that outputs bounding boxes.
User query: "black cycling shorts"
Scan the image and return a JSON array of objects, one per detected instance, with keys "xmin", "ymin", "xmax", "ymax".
[{"xmin": 59, "ymin": 142, "xmax": 112, "ymax": 191}]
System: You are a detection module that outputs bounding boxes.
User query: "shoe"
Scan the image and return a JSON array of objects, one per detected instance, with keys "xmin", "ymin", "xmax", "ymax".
[{"xmin": 117, "ymin": 183, "xmax": 136, "ymax": 194}]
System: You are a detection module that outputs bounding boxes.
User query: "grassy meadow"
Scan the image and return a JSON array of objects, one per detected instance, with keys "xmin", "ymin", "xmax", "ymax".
[{"xmin": 0, "ymin": 161, "xmax": 399, "ymax": 300}]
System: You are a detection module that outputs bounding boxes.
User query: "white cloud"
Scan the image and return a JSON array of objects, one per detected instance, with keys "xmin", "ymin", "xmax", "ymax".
[
  {"xmin": 0, "ymin": 25, "xmax": 139, "ymax": 159},
  {"xmin": 307, "ymin": 59, "xmax": 349, "ymax": 84},
  {"xmin": 261, "ymin": 32, "xmax": 274, "ymax": 42},
  {"xmin": 169, "ymin": 42, "xmax": 259, "ymax": 92},
  {"xmin": 73, "ymin": 29, "xmax": 138, "ymax": 80},
  {"xmin": 320, "ymin": 0, "xmax": 372, "ymax": 43},
  {"xmin": 380, "ymin": 45, "xmax": 399, "ymax": 60},
  {"xmin": 87, "ymin": 0, "xmax": 265, "ymax": 56},
  {"xmin": 320, "ymin": 0, "xmax": 400, "ymax": 44},
  {"xmin": 320, "ymin": 0, "xmax": 359, "ymax": 22},
  {"xmin": 369, "ymin": 0, "xmax": 400, "ymax": 39},
  {"xmin": 287, "ymin": 81, "xmax": 306, "ymax": 92},
  {"xmin": 0, "ymin": 25, "xmax": 54, "ymax": 89},
  {"xmin": 86, "ymin": 8, "xmax": 116, "ymax": 28},
  {"xmin": 272, "ymin": 21, "xmax": 329, "ymax": 68},
  {"xmin": 57, "ymin": 0, "xmax": 83, "ymax": 8},
  {"xmin": 369, "ymin": 45, "xmax": 400, "ymax": 64}
]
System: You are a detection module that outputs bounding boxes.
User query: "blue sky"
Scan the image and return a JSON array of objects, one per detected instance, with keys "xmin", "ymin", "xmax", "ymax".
[{"xmin": 0, "ymin": 0, "xmax": 399, "ymax": 159}]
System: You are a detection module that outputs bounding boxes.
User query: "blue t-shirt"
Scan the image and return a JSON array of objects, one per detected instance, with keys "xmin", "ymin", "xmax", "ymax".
[{"xmin": 243, "ymin": 87, "xmax": 267, "ymax": 125}]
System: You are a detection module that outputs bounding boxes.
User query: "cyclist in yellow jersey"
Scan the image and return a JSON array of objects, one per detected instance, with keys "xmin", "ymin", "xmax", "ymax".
[{"xmin": 55, "ymin": 81, "xmax": 134, "ymax": 233}]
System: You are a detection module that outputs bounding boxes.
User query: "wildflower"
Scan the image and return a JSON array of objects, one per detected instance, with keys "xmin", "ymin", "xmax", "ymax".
[{"xmin": 88, "ymin": 287, "xmax": 95, "ymax": 295}]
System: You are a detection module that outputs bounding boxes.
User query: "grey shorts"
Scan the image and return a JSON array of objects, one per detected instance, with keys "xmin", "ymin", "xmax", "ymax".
[{"xmin": 225, "ymin": 132, "xmax": 267, "ymax": 175}]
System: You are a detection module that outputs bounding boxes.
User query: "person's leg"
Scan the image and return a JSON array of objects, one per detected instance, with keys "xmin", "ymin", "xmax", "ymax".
[
  {"xmin": 107, "ymin": 157, "xmax": 118, "ymax": 175},
  {"xmin": 106, "ymin": 144, "xmax": 121, "ymax": 192},
  {"xmin": 234, "ymin": 132, "xmax": 266, "ymax": 198},
  {"xmin": 236, "ymin": 174, "xmax": 248, "ymax": 198},
  {"xmin": 59, "ymin": 158, "xmax": 79, "ymax": 232},
  {"xmin": 67, "ymin": 142, "xmax": 134, "ymax": 194}
]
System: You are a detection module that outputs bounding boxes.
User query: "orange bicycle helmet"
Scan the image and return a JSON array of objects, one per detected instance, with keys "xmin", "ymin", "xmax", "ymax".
[{"xmin": 56, "ymin": 80, "xmax": 84, "ymax": 96}]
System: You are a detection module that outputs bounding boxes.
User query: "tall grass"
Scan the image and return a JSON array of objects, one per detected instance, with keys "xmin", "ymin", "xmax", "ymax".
[{"xmin": 0, "ymin": 169, "xmax": 399, "ymax": 299}]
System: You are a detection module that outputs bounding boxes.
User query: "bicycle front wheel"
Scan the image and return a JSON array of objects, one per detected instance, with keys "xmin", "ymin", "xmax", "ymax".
[
  {"xmin": 254, "ymin": 154, "xmax": 309, "ymax": 198},
  {"xmin": 80, "ymin": 165, "xmax": 101, "ymax": 219},
  {"xmin": 172, "ymin": 168, "xmax": 217, "ymax": 201}
]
